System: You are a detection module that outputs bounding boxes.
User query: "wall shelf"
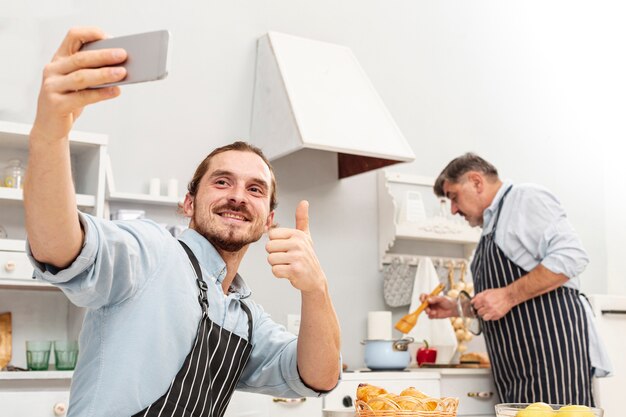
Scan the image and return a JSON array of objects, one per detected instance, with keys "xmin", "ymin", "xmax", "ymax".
[
  {"xmin": 0, "ymin": 370, "xmax": 73, "ymax": 381},
  {"xmin": 0, "ymin": 187, "xmax": 96, "ymax": 208},
  {"xmin": 107, "ymin": 191, "xmax": 181, "ymax": 207},
  {"xmin": 377, "ymin": 170, "xmax": 481, "ymax": 268},
  {"xmin": 0, "ymin": 121, "xmax": 107, "ymax": 149},
  {"xmin": 395, "ymin": 224, "xmax": 481, "ymax": 245}
]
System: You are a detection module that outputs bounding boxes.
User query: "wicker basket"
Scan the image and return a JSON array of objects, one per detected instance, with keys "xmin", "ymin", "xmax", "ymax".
[{"xmin": 356, "ymin": 395, "xmax": 459, "ymax": 417}]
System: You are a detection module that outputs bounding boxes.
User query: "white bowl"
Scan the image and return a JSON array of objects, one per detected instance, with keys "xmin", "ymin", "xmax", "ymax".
[{"xmin": 495, "ymin": 403, "xmax": 603, "ymax": 417}]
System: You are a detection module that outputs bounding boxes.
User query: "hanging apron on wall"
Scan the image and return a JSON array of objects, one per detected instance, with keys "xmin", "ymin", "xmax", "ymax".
[
  {"xmin": 133, "ymin": 241, "xmax": 253, "ymax": 417},
  {"xmin": 471, "ymin": 186, "xmax": 594, "ymax": 406}
]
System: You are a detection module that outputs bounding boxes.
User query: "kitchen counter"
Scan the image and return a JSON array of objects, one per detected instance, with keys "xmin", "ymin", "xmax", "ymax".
[
  {"xmin": 409, "ymin": 366, "xmax": 492, "ymax": 376},
  {"xmin": 347, "ymin": 366, "xmax": 491, "ymax": 375}
]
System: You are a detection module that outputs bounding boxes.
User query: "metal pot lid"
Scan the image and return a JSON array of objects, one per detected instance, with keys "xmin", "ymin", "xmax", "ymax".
[{"xmin": 457, "ymin": 290, "xmax": 482, "ymax": 335}]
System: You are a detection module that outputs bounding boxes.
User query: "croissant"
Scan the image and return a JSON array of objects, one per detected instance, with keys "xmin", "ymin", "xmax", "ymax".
[
  {"xmin": 355, "ymin": 383, "xmax": 459, "ymax": 414},
  {"xmin": 399, "ymin": 387, "xmax": 428, "ymax": 399},
  {"xmin": 356, "ymin": 383, "xmax": 388, "ymax": 404},
  {"xmin": 396, "ymin": 396, "xmax": 421, "ymax": 411}
]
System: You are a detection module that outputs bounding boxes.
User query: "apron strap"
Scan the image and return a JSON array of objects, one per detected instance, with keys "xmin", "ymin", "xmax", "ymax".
[
  {"xmin": 491, "ymin": 185, "xmax": 513, "ymax": 232},
  {"xmin": 178, "ymin": 240, "xmax": 203, "ymax": 281},
  {"xmin": 178, "ymin": 240, "xmax": 210, "ymax": 311},
  {"xmin": 178, "ymin": 240, "xmax": 254, "ymax": 343},
  {"xmin": 239, "ymin": 301, "xmax": 254, "ymax": 343}
]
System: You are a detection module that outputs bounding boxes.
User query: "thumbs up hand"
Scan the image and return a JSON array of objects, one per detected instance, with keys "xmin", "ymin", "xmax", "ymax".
[{"xmin": 266, "ymin": 200, "xmax": 327, "ymax": 293}]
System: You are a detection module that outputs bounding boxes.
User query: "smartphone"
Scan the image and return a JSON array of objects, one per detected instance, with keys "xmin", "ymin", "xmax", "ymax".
[{"xmin": 80, "ymin": 30, "xmax": 170, "ymax": 87}]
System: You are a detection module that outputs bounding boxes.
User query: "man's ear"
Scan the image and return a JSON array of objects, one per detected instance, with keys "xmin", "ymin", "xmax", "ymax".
[
  {"xmin": 265, "ymin": 210, "xmax": 276, "ymax": 232},
  {"xmin": 182, "ymin": 193, "xmax": 194, "ymax": 218},
  {"xmin": 467, "ymin": 171, "xmax": 484, "ymax": 192}
]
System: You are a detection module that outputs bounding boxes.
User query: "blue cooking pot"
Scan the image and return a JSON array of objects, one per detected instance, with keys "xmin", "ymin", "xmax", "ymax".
[{"xmin": 361, "ymin": 337, "xmax": 414, "ymax": 370}]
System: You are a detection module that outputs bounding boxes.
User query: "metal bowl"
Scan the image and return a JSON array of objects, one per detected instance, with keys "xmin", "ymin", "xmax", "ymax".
[{"xmin": 494, "ymin": 403, "xmax": 603, "ymax": 417}]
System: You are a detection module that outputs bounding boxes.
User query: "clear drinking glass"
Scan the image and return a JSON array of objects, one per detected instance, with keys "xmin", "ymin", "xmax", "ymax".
[
  {"xmin": 26, "ymin": 340, "xmax": 52, "ymax": 371},
  {"xmin": 54, "ymin": 340, "xmax": 79, "ymax": 370}
]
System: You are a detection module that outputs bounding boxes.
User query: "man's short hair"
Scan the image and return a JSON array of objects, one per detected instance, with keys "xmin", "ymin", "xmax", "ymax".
[
  {"xmin": 433, "ymin": 153, "xmax": 499, "ymax": 197},
  {"xmin": 187, "ymin": 141, "xmax": 278, "ymax": 211}
]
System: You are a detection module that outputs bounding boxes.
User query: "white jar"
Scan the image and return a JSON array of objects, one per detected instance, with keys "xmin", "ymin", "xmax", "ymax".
[{"xmin": 3, "ymin": 159, "xmax": 25, "ymax": 189}]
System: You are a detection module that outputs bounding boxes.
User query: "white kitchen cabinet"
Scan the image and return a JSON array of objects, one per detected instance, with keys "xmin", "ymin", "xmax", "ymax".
[
  {"xmin": 322, "ymin": 370, "xmax": 496, "ymax": 417},
  {"xmin": 438, "ymin": 369, "xmax": 497, "ymax": 417},
  {"xmin": 0, "ymin": 121, "xmax": 106, "ymax": 402},
  {"xmin": 323, "ymin": 371, "xmax": 441, "ymax": 414},
  {"xmin": 226, "ymin": 371, "xmax": 442, "ymax": 417},
  {"xmin": 377, "ymin": 170, "xmax": 481, "ymax": 268},
  {"xmin": 0, "ymin": 121, "xmax": 188, "ymax": 415},
  {"xmin": 0, "ymin": 120, "xmax": 108, "ymax": 283},
  {"xmin": 225, "ymin": 391, "xmax": 323, "ymax": 417},
  {"xmin": 0, "ymin": 373, "xmax": 72, "ymax": 416}
]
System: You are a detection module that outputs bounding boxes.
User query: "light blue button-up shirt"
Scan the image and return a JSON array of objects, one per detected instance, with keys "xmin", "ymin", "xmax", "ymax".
[
  {"xmin": 481, "ymin": 180, "xmax": 589, "ymax": 288},
  {"xmin": 27, "ymin": 213, "xmax": 322, "ymax": 417},
  {"xmin": 479, "ymin": 181, "xmax": 612, "ymax": 376}
]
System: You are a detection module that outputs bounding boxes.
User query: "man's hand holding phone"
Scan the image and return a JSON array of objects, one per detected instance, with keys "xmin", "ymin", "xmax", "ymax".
[
  {"xmin": 79, "ymin": 30, "xmax": 170, "ymax": 88},
  {"xmin": 32, "ymin": 27, "xmax": 128, "ymax": 143},
  {"xmin": 32, "ymin": 27, "xmax": 170, "ymax": 142}
]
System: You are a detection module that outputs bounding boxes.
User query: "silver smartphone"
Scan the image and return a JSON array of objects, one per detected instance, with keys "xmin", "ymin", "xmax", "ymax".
[{"xmin": 80, "ymin": 30, "xmax": 170, "ymax": 87}]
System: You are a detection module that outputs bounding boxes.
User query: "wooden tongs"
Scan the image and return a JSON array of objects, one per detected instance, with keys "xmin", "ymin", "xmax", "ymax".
[{"xmin": 394, "ymin": 283, "xmax": 445, "ymax": 334}]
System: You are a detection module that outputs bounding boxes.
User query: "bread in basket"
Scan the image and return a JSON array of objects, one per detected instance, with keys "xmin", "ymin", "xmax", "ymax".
[{"xmin": 355, "ymin": 383, "xmax": 459, "ymax": 416}]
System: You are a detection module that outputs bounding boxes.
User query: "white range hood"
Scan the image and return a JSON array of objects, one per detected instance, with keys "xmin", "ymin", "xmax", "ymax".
[{"xmin": 250, "ymin": 32, "xmax": 415, "ymax": 179}]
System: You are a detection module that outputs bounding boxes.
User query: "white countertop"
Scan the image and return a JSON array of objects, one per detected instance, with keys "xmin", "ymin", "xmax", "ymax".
[
  {"xmin": 0, "ymin": 370, "xmax": 73, "ymax": 380},
  {"xmin": 348, "ymin": 367, "xmax": 492, "ymax": 376}
]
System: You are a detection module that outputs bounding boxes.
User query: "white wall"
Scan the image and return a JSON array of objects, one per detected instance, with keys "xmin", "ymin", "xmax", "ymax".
[{"xmin": 1, "ymin": 0, "xmax": 624, "ymax": 370}]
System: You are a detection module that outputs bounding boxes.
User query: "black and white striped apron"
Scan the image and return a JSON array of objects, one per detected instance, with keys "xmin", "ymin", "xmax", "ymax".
[
  {"xmin": 133, "ymin": 241, "xmax": 253, "ymax": 417},
  {"xmin": 471, "ymin": 186, "xmax": 594, "ymax": 406}
]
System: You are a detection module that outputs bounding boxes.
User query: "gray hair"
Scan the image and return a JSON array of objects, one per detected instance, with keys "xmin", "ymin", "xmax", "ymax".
[{"xmin": 433, "ymin": 153, "xmax": 499, "ymax": 197}]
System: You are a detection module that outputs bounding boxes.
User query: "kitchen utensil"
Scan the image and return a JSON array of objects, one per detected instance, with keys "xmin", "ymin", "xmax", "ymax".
[
  {"xmin": 26, "ymin": 340, "xmax": 52, "ymax": 371},
  {"xmin": 53, "ymin": 340, "xmax": 79, "ymax": 370},
  {"xmin": 395, "ymin": 283, "xmax": 445, "ymax": 333},
  {"xmin": 457, "ymin": 290, "xmax": 482, "ymax": 335},
  {"xmin": 494, "ymin": 403, "xmax": 603, "ymax": 417},
  {"xmin": 0, "ymin": 312, "xmax": 11, "ymax": 369},
  {"xmin": 361, "ymin": 338, "xmax": 414, "ymax": 370}
]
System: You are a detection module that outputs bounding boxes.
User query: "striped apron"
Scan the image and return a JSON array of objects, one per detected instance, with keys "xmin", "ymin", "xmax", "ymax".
[
  {"xmin": 471, "ymin": 186, "xmax": 594, "ymax": 406},
  {"xmin": 133, "ymin": 241, "xmax": 253, "ymax": 417}
]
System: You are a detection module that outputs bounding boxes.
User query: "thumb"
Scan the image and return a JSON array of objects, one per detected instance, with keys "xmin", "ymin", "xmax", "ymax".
[{"xmin": 295, "ymin": 200, "xmax": 310, "ymax": 234}]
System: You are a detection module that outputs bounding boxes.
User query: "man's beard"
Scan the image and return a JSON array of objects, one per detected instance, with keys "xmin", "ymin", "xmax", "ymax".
[{"xmin": 193, "ymin": 204, "xmax": 264, "ymax": 253}]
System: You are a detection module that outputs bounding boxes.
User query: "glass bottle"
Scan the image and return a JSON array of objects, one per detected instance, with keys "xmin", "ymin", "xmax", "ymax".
[{"xmin": 3, "ymin": 159, "xmax": 26, "ymax": 189}]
